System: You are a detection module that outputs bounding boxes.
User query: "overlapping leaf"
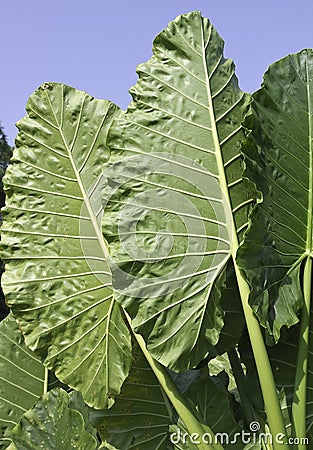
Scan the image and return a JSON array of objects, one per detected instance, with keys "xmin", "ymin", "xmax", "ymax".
[
  {"xmin": 178, "ymin": 373, "xmax": 243, "ymax": 450},
  {"xmin": 7, "ymin": 389, "xmax": 98, "ymax": 450},
  {"xmin": 0, "ymin": 315, "xmax": 46, "ymax": 449},
  {"xmin": 90, "ymin": 340, "xmax": 173, "ymax": 450},
  {"xmin": 103, "ymin": 11, "xmax": 252, "ymax": 371},
  {"xmin": 238, "ymin": 50, "xmax": 313, "ymax": 341},
  {"xmin": 1, "ymin": 83, "xmax": 132, "ymax": 409},
  {"xmin": 267, "ymin": 320, "xmax": 313, "ymax": 438}
]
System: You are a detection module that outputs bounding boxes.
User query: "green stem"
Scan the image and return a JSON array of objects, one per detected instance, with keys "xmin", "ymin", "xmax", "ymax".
[
  {"xmin": 292, "ymin": 256, "xmax": 311, "ymax": 449},
  {"xmin": 43, "ymin": 367, "xmax": 49, "ymax": 394},
  {"xmin": 133, "ymin": 331, "xmax": 223, "ymax": 450},
  {"xmin": 227, "ymin": 347, "xmax": 256, "ymax": 427},
  {"xmin": 234, "ymin": 261, "xmax": 290, "ymax": 450}
]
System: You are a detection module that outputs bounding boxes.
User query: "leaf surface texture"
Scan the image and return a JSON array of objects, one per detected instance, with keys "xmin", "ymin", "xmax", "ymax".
[
  {"xmin": 103, "ymin": 11, "xmax": 252, "ymax": 369},
  {"xmin": 1, "ymin": 83, "xmax": 132, "ymax": 409},
  {"xmin": 238, "ymin": 50, "xmax": 313, "ymax": 339}
]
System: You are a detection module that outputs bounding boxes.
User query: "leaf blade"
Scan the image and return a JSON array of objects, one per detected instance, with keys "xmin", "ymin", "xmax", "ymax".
[
  {"xmin": 238, "ymin": 50, "xmax": 313, "ymax": 340},
  {"xmin": 1, "ymin": 83, "xmax": 132, "ymax": 409},
  {"xmin": 103, "ymin": 11, "xmax": 251, "ymax": 370},
  {"xmin": 90, "ymin": 339, "xmax": 173, "ymax": 450},
  {"xmin": 8, "ymin": 389, "xmax": 98, "ymax": 450},
  {"xmin": 0, "ymin": 315, "xmax": 45, "ymax": 449}
]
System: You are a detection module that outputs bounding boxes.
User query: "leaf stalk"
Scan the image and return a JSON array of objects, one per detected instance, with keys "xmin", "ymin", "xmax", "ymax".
[
  {"xmin": 132, "ymin": 328, "xmax": 223, "ymax": 450},
  {"xmin": 292, "ymin": 255, "xmax": 312, "ymax": 449},
  {"xmin": 234, "ymin": 262, "xmax": 290, "ymax": 450}
]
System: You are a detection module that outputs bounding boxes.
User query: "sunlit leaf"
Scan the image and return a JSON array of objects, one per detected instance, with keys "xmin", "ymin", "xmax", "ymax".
[
  {"xmin": 1, "ymin": 83, "xmax": 132, "ymax": 409},
  {"xmin": 103, "ymin": 10, "xmax": 252, "ymax": 371}
]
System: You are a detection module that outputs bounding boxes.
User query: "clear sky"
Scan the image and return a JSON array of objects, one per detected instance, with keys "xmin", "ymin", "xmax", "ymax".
[{"xmin": 1, "ymin": 0, "xmax": 313, "ymax": 145}]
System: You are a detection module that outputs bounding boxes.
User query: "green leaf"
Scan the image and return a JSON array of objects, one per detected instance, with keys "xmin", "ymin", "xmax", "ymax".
[
  {"xmin": 238, "ymin": 49, "xmax": 313, "ymax": 340},
  {"xmin": 7, "ymin": 388, "xmax": 98, "ymax": 450},
  {"xmin": 103, "ymin": 11, "xmax": 252, "ymax": 371},
  {"xmin": 237, "ymin": 329, "xmax": 266, "ymax": 423},
  {"xmin": 167, "ymin": 372, "xmax": 244, "ymax": 450},
  {"xmin": 0, "ymin": 315, "xmax": 46, "ymax": 449},
  {"xmin": 184, "ymin": 374, "xmax": 244, "ymax": 450},
  {"xmin": 208, "ymin": 352, "xmax": 241, "ymax": 399},
  {"xmin": 68, "ymin": 390, "xmax": 99, "ymax": 444},
  {"xmin": 90, "ymin": 339, "xmax": 173, "ymax": 450},
  {"xmin": 267, "ymin": 322, "xmax": 313, "ymax": 437},
  {"xmin": 1, "ymin": 83, "xmax": 132, "ymax": 409}
]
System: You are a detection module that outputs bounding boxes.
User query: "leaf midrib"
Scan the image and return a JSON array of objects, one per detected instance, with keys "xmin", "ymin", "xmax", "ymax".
[
  {"xmin": 200, "ymin": 20, "xmax": 237, "ymax": 255},
  {"xmin": 43, "ymin": 87, "xmax": 126, "ymax": 403},
  {"xmin": 306, "ymin": 54, "xmax": 313, "ymax": 253},
  {"xmin": 44, "ymin": 86, "xmax": 111, "ymax": 264}
]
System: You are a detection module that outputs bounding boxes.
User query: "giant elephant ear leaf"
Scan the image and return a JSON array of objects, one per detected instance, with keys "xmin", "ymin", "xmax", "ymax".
[
  {"xmin": 238, "ymin": 49, "xmax": 313, "ymax": 341},
  {"xmin": 102, "ymin": 10, "xmax": 253, "ymax": 370},
  {"xmin": 1, "ymin": 83, "xmax": 132, "ymax": 409}
]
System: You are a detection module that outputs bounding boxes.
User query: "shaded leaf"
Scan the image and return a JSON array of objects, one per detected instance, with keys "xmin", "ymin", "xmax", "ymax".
[
  {"xmin": 90, "ymin": 339, "xmax": 173, "ymax": 450},
  {"xmin": 238, "ymin": 49, "xmax": 313, "ymax": 340},
  {"xmin": 267, "ymin": 321, "xmax": 313, "ymax": 438},
  {"xmin": 205, "ymin": 261, "xmax": 245, "ymax": 361},
  {"xmin": 183, "ymin": 373, "xmax": 243, "ymax": 450},
  {"xmin": 237, "ymin": 329, "xmax": 266, "ymax": 424}
]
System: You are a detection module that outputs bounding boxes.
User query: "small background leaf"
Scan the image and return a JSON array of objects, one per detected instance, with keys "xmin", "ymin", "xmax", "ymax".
[
  {"xmin": 90, "ymin": 339, "xmax": 173, "ymax": 450},
  {"xmin": 183, "ymin": 372, "xmax": 244, "ymax": 450},
  {"xmin": 7, "ymin": 388, "xmax": 98, "ymax": 450},
  {"xmin": 267, "ymin": 320, "xmax": 313, "ymax": 438}
]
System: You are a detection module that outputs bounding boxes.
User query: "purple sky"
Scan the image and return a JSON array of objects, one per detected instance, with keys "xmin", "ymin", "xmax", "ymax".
[{"xmin": 1, "ymin": 0, "xmax": 312, "ymax": 145}]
